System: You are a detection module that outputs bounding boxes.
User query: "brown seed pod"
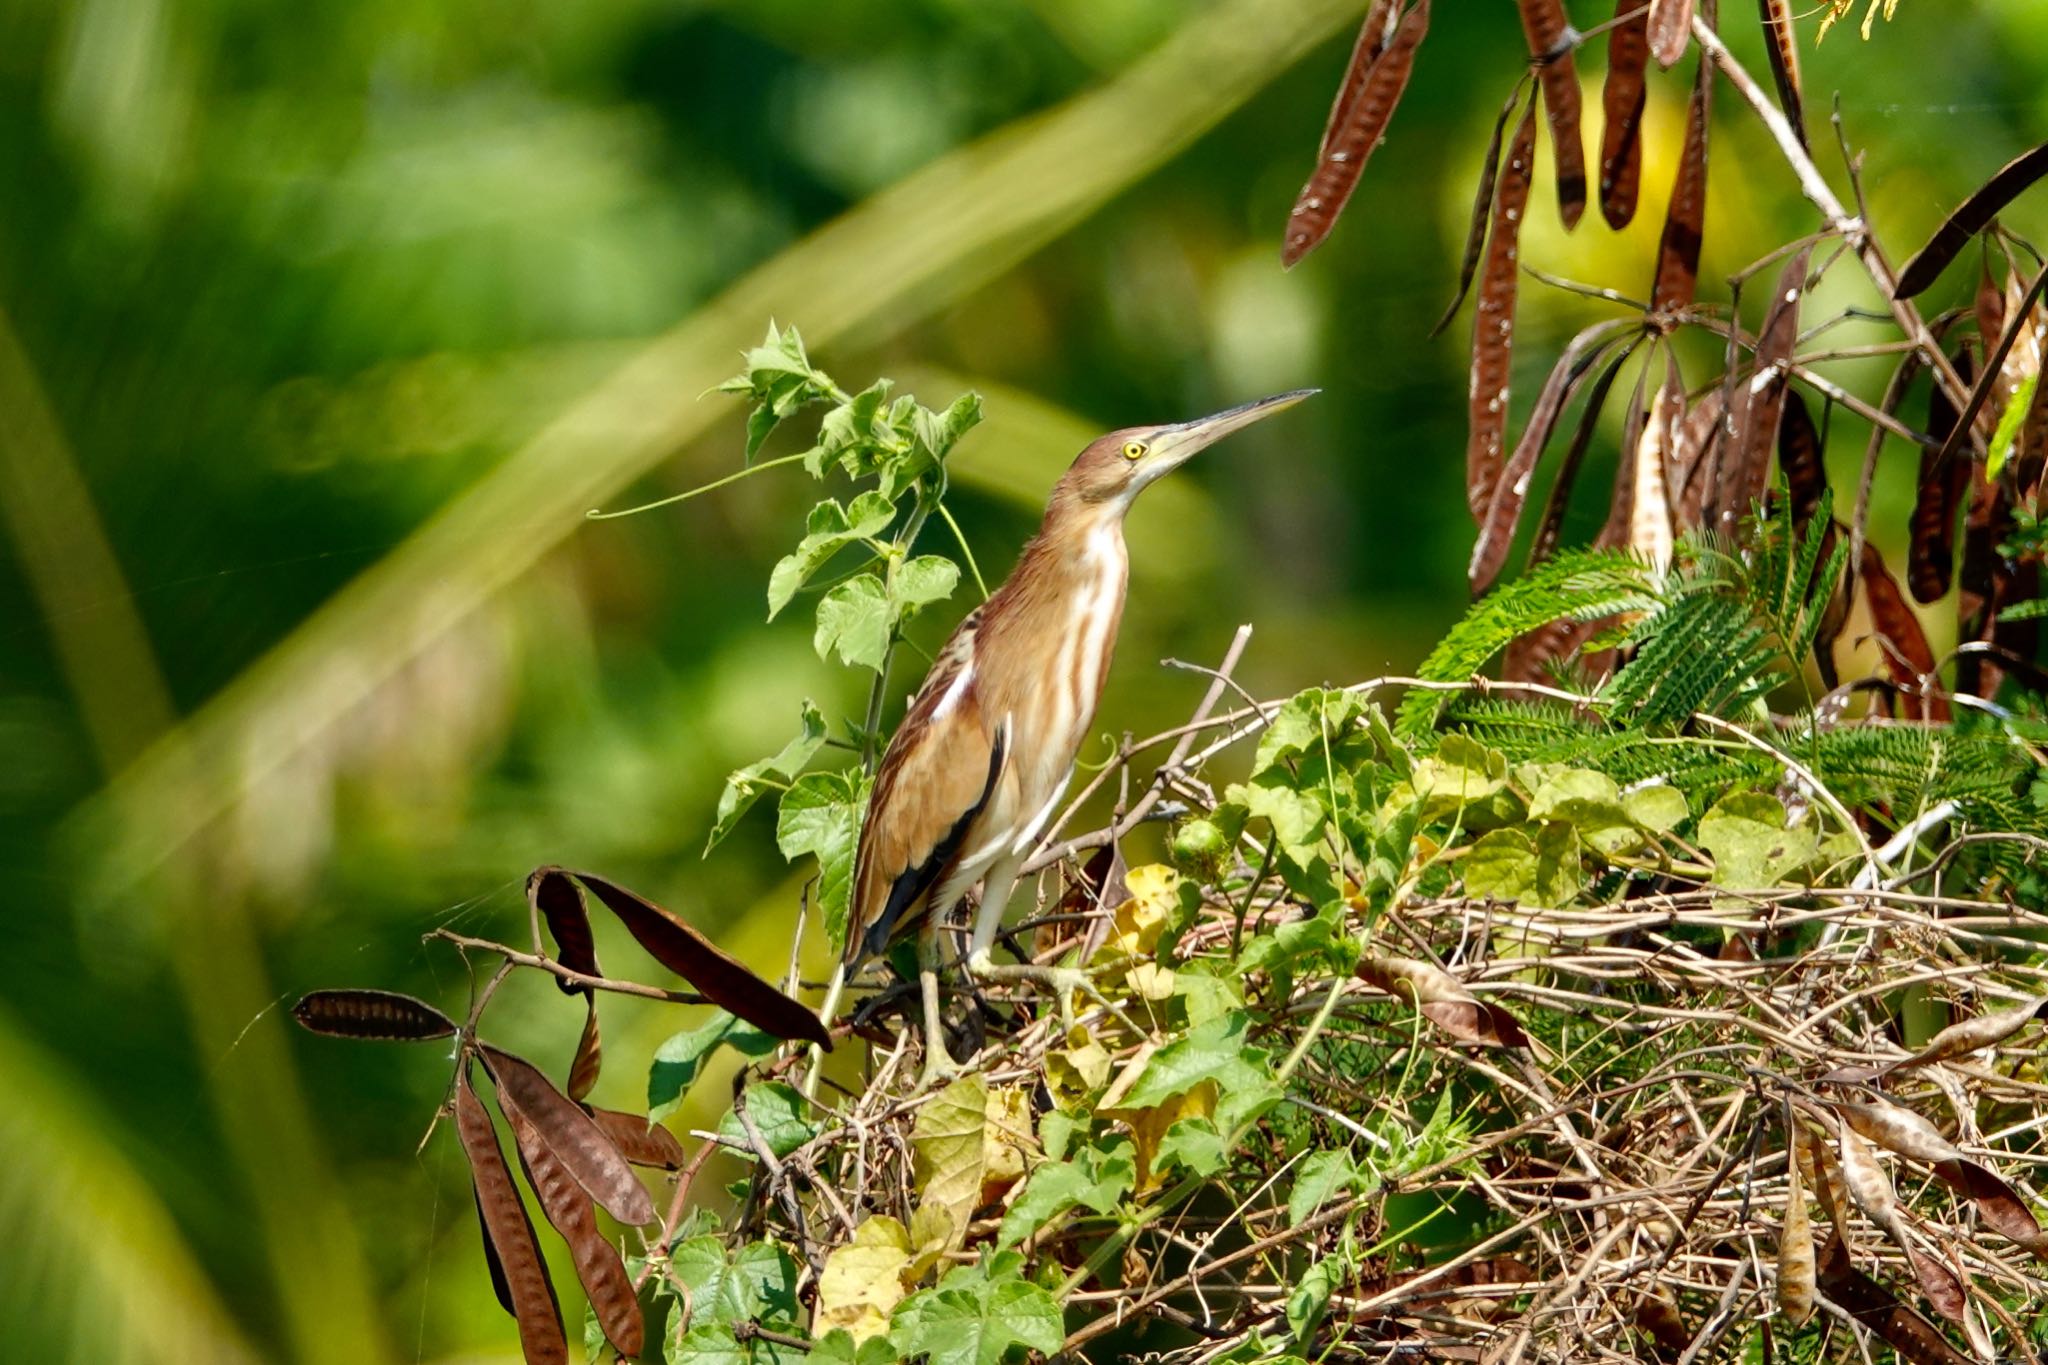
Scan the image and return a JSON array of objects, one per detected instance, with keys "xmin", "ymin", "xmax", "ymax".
[
  {"xmin": 1777, "ymin": 389, "xmax": 1826, "ymax": 528},
  {"xmin": 1647, "ymin": 0, "xmax": 1694, "ymax": 69},
  {"xmin": 1628, "ymin": 355, "xmax": 1684, "ymax": 576},
  {"xmin": 1713, "ymin": 247, "xmax": 1809, "ymax": 535},
  {"xmin": 292, "ymin": 988, "xmax": 456, "ymax": 1042},
  {"xmin": 1835, "ymin": 1100, "xmax": 1960, "ymax": 1165},
  {"xmin": 1817, "ymin": 1236, "xmax": 1974, "ymax": 1365},
  {"xmin": 1515, "ymin": 0, "xmax": 1587, "ymax": 229},
  {"xmin": 1758, "ymin": 0, "xmax": 1805, "ymax": 149},
  {"xmin": 1908, "ymin": 351, "xmax": 1973, "ymax": 603},
  {"xmin": 1467, "ymin": 94, "xmax": 1541, "ymax": 522},
  {"xmin": 1897, "ymin": 994, "xmax": 2048, "ymax": 1069},
  {"xmin": 480, "ymin": 1045, "xmax": 656, "ymax": 1227},
  {"xmin": 1859, "ymin": 543, "xmax": 1948, "ymax": 722},
  {"xmin": 1471, "ymin": 323, "xmax": 1634, "ymax": 592},
  {"xmin": 1668, "ymin": 387, "xmax": 1727, "ymax": 533},
  {"xmin": 1433, "ymin": 84, "xmax": 1524, "ymax": 339},
  {"xmin": 1281, "ymin": 0, "xmax": 1433, "ymax": 267},
  {"xmin": 1904, "ymin": 1243, "xmax": 1969, "ymax": 1326},
  {"xmin": 585, "ymin": 1108, "xmax": 691, "ymax": 1170},
  {"xmin": 1651, "ymin": 46, "xmax": 1711, "ymax": 313},
  {"xmin": 1836, "ymin": 1118, "xmax": 1899, "ymax": 1229},
  {"xmin": 572, "ymin": 871, "xmax": 831, "ymax": 1047},
  {"xmin": 455, "ymin": 1071, "xmax": 567, "ymax": 1365},
  {"xmin": 1531, "ymin": 341, "xmax": 1639, "ymax": 568},
  {"xmin": 504, "ymin": 1101, "xmax": 644, "ymax": 1357},
  {"xmin": 1599, "ymin": 0, "xmax": 1649, "ymax": 229},
  {"xmin": 528, "ymin": 866, "xmax": 600, "ymax": 992},
  {"xmin": 1896, "ymin": 140, "xmax": 2048, "ymax": 299},
  {"xmin": 1933, "ymin": 1155, "xmax": 2048, "ymax": 1250},
  {"xmin": 1321, "ymin": 0, "xmax": 1404, "ymax": 153},
  {"xmin": 1777, "ymin": 1141, "xmax": 1816, "ymax": 1325},
  {"xmin": 567, "ymin": 997, "xmax": 602, "ymax": 1104},
  {"xmin": 1356, "ymin": 954, "xmax": 1529, "ymax": 1048}
]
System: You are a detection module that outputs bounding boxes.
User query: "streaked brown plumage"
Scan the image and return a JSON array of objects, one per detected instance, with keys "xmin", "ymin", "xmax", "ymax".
[{"xmin": 821, "ymin": 389, "xmax": 1314, "ymax": 1077}]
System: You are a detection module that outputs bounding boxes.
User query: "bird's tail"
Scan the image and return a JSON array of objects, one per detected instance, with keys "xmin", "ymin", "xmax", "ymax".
[{"xmin": 802, "ymin": 963, "xmax": 847, "ymax": 1101}]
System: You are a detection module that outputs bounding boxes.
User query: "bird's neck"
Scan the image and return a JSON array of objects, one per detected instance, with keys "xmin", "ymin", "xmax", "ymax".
[{"xmin": 1011, "ymin": 502, "xmax": 1130, "ymax": 602}]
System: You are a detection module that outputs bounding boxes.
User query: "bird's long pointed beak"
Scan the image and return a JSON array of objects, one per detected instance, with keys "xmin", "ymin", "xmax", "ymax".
[{"xmin": 1150, "ymin": 387, "xmax": 1318, "ymax": 471}]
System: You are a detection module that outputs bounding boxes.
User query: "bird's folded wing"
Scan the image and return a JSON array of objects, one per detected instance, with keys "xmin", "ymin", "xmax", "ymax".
[{"xmin": 846, "ymin": 650, "xmax": 1006, "ymax": 966}]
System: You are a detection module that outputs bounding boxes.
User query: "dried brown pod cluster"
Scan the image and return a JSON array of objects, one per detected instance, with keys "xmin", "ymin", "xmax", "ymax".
[
  {"xmin": 1286, "ymin": 2, "xmax": 2045, "ymax": 713},
  {"xmin": 295, "ymin": 865, "xmax": 826, "ymax": 1363}
]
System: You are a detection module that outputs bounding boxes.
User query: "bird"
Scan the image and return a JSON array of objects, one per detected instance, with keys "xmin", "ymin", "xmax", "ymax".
[{"xmin": 815, "ymin": 389, "xmax": 1315, "ymax": 1082}]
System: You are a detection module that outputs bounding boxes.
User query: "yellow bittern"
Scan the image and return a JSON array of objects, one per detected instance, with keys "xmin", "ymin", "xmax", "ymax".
[{"xmin": 820, "ymin": 389, "xmax": 1314, "ymax": 1079}]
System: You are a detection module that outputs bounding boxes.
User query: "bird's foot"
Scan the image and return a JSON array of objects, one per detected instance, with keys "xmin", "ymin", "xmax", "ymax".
[
  {"xmin": 915, "ymin": 1048, "xmax": 968, "ymax": 1092},
  {"xmin": 963, "ymin": 949, "xmax": 1142, "ymax": 1037}
]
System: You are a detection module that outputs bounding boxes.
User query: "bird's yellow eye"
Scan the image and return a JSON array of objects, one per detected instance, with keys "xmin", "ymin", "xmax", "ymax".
[{"xmin": 1121, "ymin": 440, "xmax": 1147, "ymax": 461}]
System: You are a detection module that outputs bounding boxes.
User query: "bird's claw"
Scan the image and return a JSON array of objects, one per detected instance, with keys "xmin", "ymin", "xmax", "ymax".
[{"xmin": 964, "ymin": 951, "xmax": 1143, "ymax": 1037}]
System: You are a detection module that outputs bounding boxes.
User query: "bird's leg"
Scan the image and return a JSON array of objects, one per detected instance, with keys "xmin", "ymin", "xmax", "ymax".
[
  {"xmin": 916, "ymin": 916, "xmax": 957, "ymax": 1087},
  {"xmin": 960, "ymin": 860, "xmax": 1142, "ymax": 1037}
]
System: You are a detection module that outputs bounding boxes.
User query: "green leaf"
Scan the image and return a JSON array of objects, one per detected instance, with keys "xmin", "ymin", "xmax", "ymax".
[
  {"xmin": 1224, "ymin": 776, "xmax": 1328, "ymax": 869},
  {"xmin": 995, "ymin": 1138, "xmax": 1134, "ymax": 1248},
  {"xmin": 776, "ymin": 769, "xmax": 868, "ymax": 952},
  {"xmin": 1528, "ymin": 768, "xmax": 1641, "ymax": 857},
  {"xmin": 1287, "ymin": 1148, "xmax": 1356, "ymax": 1226},
  {"xmin": 1120, "ymin": 1014, "xmax": 1270, "ymax": 1110},
  {"xmin": 708, "ymin": 700, "xmax": 828, "ymax": 852},
  {"xmin": 1285, "ymin": 1255, "xmax": 1346, "ymax": 1346},
  {"xmin": 808, "ymin": 1330, "xmax": 903, "ymax": 1365},
  {"xmin": 814, "ymin": 574, "xmax": 893, "ymax": 671},
  {"xmin": 1989, "ymin": 371, "xmax": 2038, "ymax": 482},
  {"xmin": 1255, "ymin": 688, "xmax": 1365, "ymax": 772},
  {"xmin": 718, "ymin": 1082, "xmax": 819, "ymax": 1160},
  {"xmin": 1171, "ymin": 966, "xmax": 1245, "ymax": 1029},
  {"xmin": 806, "ymin": 380, "xmax": 898, "ymax": 479},
  {"xmin": 1213, "ymin": 1082, "xmax": 1284, "ymax": 1134},
  {"xmin": 1998, "ymin": 597, "xmax": 2048, "ymax": 622},
  {"xmin": 1622, "ymin": 784, "xmax": 1689, "ymax": 833},
  {"xmin": 744, "ymin": 405, "xmax": 783, "ymax": 465},
  {"xmin": 768, "ymin": 493, "xmax": 897, "ymax": 619},
  {"xmin": 994, "ymin": 1161, "xmax": 1091, "ymax": 1250},
  {"xmin": 1531, "ymin": 820, "xmax": 1584, "ymax": 907},
  {"xmin": 666, "ymin": 1238, "xmax": 801, "ymax": 1330},
  {"xmin": 892, "ymin": 555, "xmax": 959, "ymax": 617},
  {"xmin": 1039, "ymin": 1109, "xmax": 1077, "ymax": 1163},
  {"xmin": 1698, "ymin": 791, "xmax": 1817, "ymax": 887},
  {"xmin": 649, "ymin": 1011, "xmax": 779, "ymax": 1120},
  {"xmin": 1462, "ymin": 828, "xmax": 1537, "ymax": 901},
  {"xmin": 1156, "ymin": 1117, "xmax": 1227, "ymax": 1177},
  {"xmin": 913, "ymin": 392, "xmax": 984, "ymax": 464},
  {"xmin": 668, "ymin": 1322, "xmax": 750, "ymax": 1365},
  {"xmin": 889, "ymin": 1256, "xmax": 1064, "ymax": 1365},
  {"xmin": 1411, "ymin": 735, "xmax": 1510, "ymax": 821}
]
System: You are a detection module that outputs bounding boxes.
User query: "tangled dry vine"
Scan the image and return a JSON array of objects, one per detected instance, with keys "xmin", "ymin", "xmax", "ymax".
[{"xmin": 301, "ymin": 606, "xmax": 2048, "ymax": 1361}]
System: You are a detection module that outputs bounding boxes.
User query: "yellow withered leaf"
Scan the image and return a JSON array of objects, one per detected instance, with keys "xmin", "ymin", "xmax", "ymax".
[
  {"xmin": 1102, "ymin": 864, "xmax": 1181, "ymax": 999},
  {"xmin": 911, "ymin": 1075, "xmax": 987, "ymax": 1257},
  {"xmin": 1097, "ymin": 1039, "xmax": 1219, "ymax": 1189},
  {"xmin": 906, "ymin": 1203, "xmax": 955, "ymax": 1284},
  {"xmin": 1777, "ymin": 1147, "xmax": 1816, "ymax": 1325},
  {"xmin": 982, "ymin": 1085, "xmax": 1033, "ymax": 1204},
  {"xmin": 1045, "ymin": 1024, "xmax": 1114, "ymax": 1110},
  {"xmin": 815, "ymin": 1216, "xmax": 912, "ymax": 1343}
]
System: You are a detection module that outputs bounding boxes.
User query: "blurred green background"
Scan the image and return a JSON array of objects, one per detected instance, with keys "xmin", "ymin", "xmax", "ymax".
[{"xmin": 4, "ymin": 0, "xmax": 2047, "ymax": 1360}]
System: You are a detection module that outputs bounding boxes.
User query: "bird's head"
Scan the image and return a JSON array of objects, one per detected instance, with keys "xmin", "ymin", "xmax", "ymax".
[{"xmin": 1060, "ymin": 388, "xmax": 1318, "ymax": 510}]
